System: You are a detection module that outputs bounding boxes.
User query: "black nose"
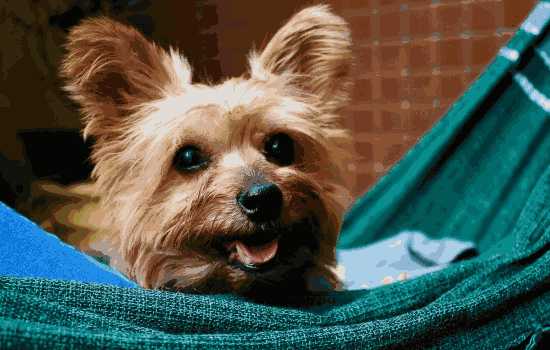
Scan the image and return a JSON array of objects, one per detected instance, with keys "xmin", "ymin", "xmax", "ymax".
[{"xmin": 237, "ymin": 182, "xmax": 283, "ymax": 222}]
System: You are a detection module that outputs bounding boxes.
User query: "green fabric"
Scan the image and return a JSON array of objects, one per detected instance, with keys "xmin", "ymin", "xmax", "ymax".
[
  {"xmin": 340, "ymin": 3, "xmax": 550, "ymax": 252},
  {"xmin": 1, "ymin": 2, "xmax": 550, "ymax": 349}
]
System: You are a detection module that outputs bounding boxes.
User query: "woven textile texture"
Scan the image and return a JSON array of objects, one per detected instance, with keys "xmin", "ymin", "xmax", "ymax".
[{"xmin": 1, "ymin": 1, "xmax": 550, "ymax": 349}]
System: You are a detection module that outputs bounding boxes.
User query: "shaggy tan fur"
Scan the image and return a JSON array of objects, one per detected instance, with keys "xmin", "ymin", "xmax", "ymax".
[{"xmin": 61, "ymin": 5, "xmax": 356, "ymax": 296}]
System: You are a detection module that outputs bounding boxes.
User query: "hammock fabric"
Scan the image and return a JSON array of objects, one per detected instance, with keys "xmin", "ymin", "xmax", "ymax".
[{"xmin": 1, "ymin": 2, "xmax": 550, "ymax": 349}]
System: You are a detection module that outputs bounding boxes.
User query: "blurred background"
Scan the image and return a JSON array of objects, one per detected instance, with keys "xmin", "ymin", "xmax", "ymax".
[{"xmin": 0, "ymin": 0, "xmax": 538, "ymax": 248}]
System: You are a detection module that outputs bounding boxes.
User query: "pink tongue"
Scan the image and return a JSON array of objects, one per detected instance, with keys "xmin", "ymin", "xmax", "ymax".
[{"xmin": 234, "ymin": 239, "xmax": 279, "ymax": 265}]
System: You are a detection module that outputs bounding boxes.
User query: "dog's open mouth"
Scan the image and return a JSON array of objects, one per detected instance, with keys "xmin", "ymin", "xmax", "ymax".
[
  {"xmin": 225, "ymin": 237, "xmax": 279, "ymax": 269},
  {"xmin": 212, "ymin": 218, "xmax": 319, "ymax": 273}
]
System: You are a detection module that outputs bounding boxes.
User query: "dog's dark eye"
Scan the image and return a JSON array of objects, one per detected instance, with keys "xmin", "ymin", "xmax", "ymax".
[
  {"xmin": 264, "ymin": 133, "xmax": 294, "ymax": 166},
  {"xmin": 173, "ymin": 146, "xmax": 208, "ymax": 172}
]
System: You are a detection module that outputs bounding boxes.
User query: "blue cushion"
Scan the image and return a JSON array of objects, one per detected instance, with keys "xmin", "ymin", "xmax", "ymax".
[{"xmin": 0, "ymin": 201, "xmax": 136, "ymax": 288}]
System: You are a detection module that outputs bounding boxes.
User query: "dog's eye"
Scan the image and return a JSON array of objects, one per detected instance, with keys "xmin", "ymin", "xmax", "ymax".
[
  {"xmin": 173, "ymin": 146, "xmax": 208, "ymax": 172},
  {"xmin": 264, "ymin": 133, "xmax": 294, "ymax": 166}
]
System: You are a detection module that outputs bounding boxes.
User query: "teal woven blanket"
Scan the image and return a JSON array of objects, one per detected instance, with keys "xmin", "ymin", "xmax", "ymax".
[{"xmin": 1, "ymin": 2, "xmax": 549, "ymax": 349}]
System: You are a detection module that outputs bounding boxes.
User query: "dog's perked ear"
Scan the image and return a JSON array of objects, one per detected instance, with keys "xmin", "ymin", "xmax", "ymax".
[
  {"xmin": 60, "ymin": 18, "xmax": 192, "ymax": 140},
  {"xmin": 249, "ymin": 5, "xmax": 353, "ymax": 113}
]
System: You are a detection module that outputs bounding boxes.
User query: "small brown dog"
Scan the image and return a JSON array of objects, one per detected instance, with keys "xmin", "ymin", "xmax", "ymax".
[{"xmin": 61, "ymin": 5, "xmax": 355, "ymax": 296}]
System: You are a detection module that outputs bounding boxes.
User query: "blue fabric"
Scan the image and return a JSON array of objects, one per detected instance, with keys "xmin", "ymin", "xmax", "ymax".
[
  {"xmin": 337, "ymin": 231, "xmax": 476, "ymax": 290},
  {"xmin": 0, "ymin": 202, "xmax": 136, "ymax": 288}
]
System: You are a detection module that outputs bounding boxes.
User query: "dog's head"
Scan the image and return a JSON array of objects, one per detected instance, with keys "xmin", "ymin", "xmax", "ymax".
[{"xmin": 61, "ymin": 5, "xmax": 355, "ymax": 296}]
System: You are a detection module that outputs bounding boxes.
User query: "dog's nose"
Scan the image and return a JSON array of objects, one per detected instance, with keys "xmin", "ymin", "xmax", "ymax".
[{"xmin": 237, "ymin": 182, "xmax": 283, "ymax": 222}]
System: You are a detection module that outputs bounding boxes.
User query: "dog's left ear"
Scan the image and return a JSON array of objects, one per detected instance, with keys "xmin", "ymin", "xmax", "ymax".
[{"xmin": 249, "ymin": 5, "xmax": 353, "ymax": 112}]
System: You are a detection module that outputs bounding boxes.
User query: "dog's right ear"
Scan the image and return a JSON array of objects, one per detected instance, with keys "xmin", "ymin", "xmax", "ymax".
[{"xmin": 61, "ymin": 18, "xmax": 192, "ymax": 140}]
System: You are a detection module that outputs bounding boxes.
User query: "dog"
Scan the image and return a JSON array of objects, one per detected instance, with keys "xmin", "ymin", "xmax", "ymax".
[{"xmin": 60, "ymin": 5, "xmax": 356, "ymax": 297}]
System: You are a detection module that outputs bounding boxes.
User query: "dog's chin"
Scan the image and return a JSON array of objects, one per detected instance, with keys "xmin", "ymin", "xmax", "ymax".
[{"xmin": 168, "ymin": 217, "xmax": 331, "ymax": 296}]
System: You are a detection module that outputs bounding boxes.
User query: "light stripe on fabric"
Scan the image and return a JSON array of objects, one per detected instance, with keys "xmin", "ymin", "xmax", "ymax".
[
  {"xmin": 499, "ymin": 47, "xmax": 520, "ymax": 62},
  {"xmin": 536, "ymin": 48, "xmax": 550, "ymax": 69},
  {"xmin": 521, "ymin": 2, "xmax": 550, "ymax": 35},
  {"xmin": 513, "ymin": 73, "xmax": 550, "ymax": 113}
]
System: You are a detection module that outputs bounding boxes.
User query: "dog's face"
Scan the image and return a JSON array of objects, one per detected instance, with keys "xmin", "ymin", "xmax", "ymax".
[{"xmin": 61, "ymin": 5, "xmax": 355, "ymax": 296}]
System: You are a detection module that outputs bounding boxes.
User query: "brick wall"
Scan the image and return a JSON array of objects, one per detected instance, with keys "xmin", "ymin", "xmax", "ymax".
[
  {"xmin": 211, "ymin": 0, "xmax": 537, "ymax": 197},
  {"xmin": 331, "ymin": 0, "xmax": 537, "ymax": 196}
]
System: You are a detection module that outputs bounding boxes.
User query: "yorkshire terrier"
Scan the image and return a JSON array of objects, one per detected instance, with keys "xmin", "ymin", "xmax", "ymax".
[{"xmin": 61, "ymin": 5, "xmax": 356, "ymax": 297}]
